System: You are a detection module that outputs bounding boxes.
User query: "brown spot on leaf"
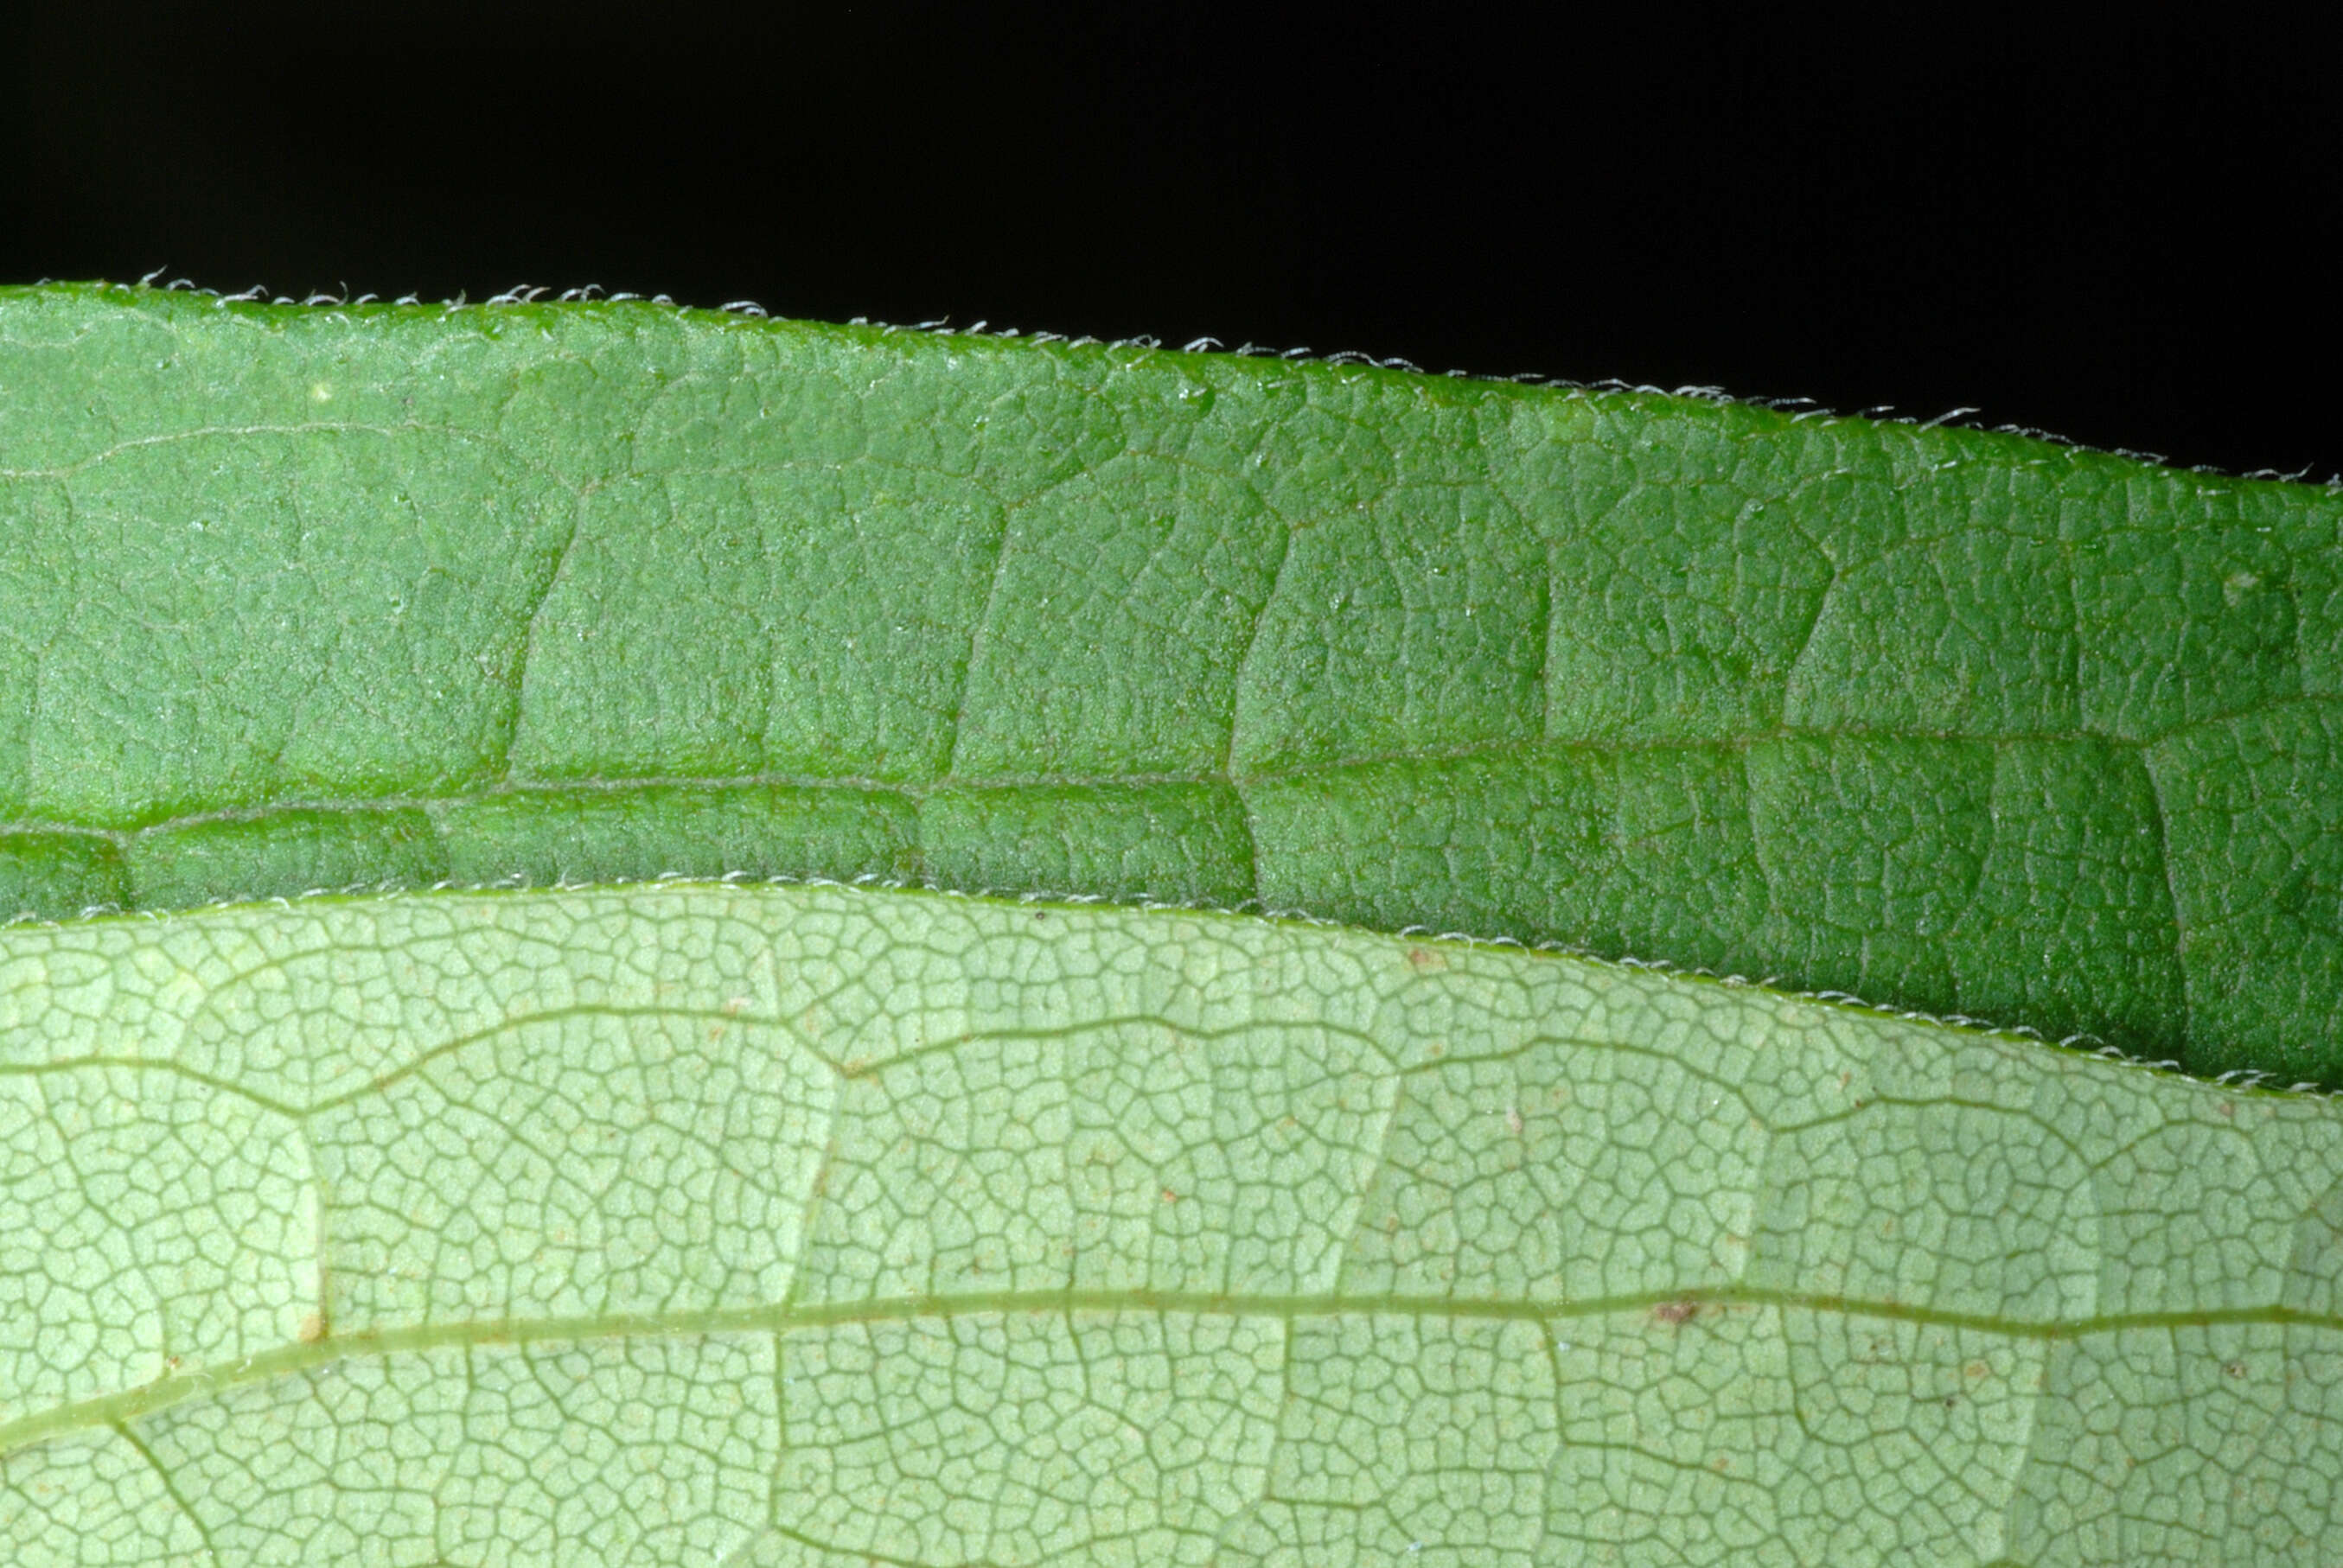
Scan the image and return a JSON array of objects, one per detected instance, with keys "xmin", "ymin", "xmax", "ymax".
[
  {"xmin": 297, "ymin": 1312, "xmax": 329, "ymax": 1343},
  {"xmin": 1652, "ymin": 1299, "xmax": 1698, "ymax": 1327},
  {"xmin": 1405, "ymin": 946, "xmax": 1446, "ymax": 972}
]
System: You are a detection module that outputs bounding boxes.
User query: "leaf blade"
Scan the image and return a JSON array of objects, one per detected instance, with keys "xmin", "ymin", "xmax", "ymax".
[
  {"xmin": 0, "ymin": 881, "xmax": 2336, "ymax": 1564},
  {"xmin": 3, "ymin": 284, "xmax": 2336, "ymax": 1080}
]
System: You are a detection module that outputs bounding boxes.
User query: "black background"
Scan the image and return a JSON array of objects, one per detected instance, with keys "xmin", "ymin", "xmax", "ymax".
[{"xmin": 6, "ymin": 7, "xmax": 2335, "ymax": 478}]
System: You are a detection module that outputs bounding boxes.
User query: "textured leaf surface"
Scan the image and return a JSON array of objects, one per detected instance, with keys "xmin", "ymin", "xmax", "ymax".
[
  {"xmin": 2, "ymin": 880, "xmax": 2340, "ymax": 1565},
  {"xmin": 2, "ymin": 284, "xmax": 2340, "ymax": 1080}
]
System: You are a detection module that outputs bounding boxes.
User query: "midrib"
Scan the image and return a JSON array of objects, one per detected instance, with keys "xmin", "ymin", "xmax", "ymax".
[{"xmin": 6, "ymin": 1284, "xmax": 2333, "ymax": 1460}]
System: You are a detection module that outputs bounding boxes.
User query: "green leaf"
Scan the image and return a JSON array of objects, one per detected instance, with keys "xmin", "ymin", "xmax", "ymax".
[
  {"xmin": 2, "ymin": 881, "xmax": 2338, "ymax": 1565},
  {"xmin": 3, "ymin": 283, "xmax": 2339, "ymax": 1082},
  {"xmin": 5, "ymin": 282, "xmax": 2341, "ymax": 1563}
]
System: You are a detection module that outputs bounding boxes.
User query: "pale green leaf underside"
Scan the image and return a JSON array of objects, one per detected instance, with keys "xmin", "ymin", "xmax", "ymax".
[{"xmin": 2, "ymin": 882, "xmax": 2339, "ymax": 1565}]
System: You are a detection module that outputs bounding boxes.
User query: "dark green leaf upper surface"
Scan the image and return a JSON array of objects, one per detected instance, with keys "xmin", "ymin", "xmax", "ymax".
[{"xmin": 2, "ymin": 283, "xmax": 2338, "ymax": 1081}]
